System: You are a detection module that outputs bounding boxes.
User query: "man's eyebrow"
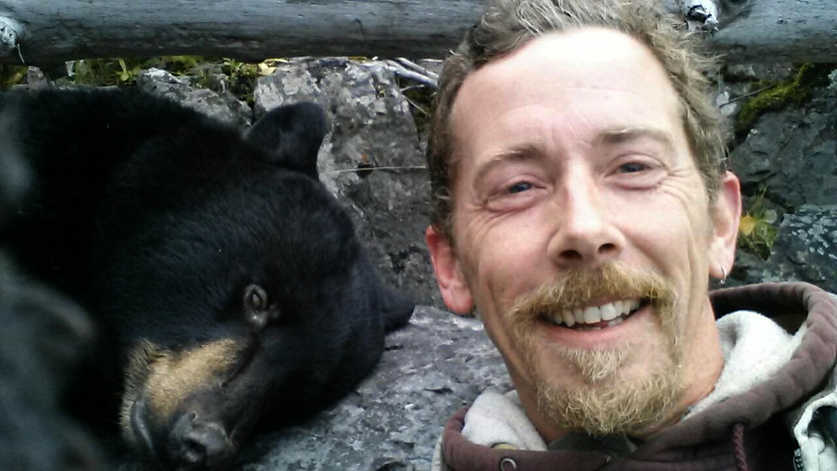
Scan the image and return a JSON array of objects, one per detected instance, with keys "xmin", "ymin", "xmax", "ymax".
[
  {"xmin": 594, "ymin": 127, "xmax": 676, "ymax": 151},
  {"xmin": 472, "ymin": 145, "xmax": 542, "ymax": 184},
  {"xmin": 470, "ymin": 128, "xmax": 674, "ymax": 183}
]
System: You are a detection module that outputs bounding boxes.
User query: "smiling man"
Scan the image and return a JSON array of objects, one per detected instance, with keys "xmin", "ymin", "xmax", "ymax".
[{"xmin": 424, "ymin": 1, "xmax": 837, "ymax": 470}]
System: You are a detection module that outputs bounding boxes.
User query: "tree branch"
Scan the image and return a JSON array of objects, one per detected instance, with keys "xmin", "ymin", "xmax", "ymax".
[{"xmin": 0, "ymin": 0, "xmax": 834, "ymax": 65}]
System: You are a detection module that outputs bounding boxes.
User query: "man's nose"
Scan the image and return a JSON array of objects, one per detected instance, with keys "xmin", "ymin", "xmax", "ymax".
[{"xmin": 547, "ymin": 174, "xmax": 623, "ymax": 268}]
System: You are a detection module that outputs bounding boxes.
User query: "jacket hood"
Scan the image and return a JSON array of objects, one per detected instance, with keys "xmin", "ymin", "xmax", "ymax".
[{"xmin": 634, "ymin": 282, "xmax": 836, "ymax": 457}]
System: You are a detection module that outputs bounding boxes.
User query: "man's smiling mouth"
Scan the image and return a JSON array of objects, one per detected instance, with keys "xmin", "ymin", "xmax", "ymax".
[{"xmin": 543, "ymin": 299, "xmax": 648, "ymax": 330}]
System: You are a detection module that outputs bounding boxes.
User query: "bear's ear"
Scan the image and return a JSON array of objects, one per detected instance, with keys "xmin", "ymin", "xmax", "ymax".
[{"xmin": 245, "ymin": 102, "xmax": 327, "ymax": 179}]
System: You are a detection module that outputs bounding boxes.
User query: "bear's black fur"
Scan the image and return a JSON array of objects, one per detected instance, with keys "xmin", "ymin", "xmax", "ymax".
[{"xmin": 0, "ymin": 88, "xmax": 414, "ymax": 470}]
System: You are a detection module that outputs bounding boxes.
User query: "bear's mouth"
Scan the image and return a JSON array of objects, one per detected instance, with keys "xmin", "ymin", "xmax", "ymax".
[{"xmin": 541, "ymin": 298, "xmax": 648, "ymax": 330}]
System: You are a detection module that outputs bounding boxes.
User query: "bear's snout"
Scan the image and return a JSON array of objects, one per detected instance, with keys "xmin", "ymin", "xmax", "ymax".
[{"xmin": 166, "ymin": 411, "xmax": 236, "ymax": 470}]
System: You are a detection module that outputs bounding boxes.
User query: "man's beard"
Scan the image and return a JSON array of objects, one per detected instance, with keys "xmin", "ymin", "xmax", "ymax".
[{"xmin": 507, "ymin": 262, "xmax": 684, "ymax": 437}]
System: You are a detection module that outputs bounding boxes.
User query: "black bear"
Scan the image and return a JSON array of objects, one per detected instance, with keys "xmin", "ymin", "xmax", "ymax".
[{"xmin": 0, "ymin": 88, "xmax": 414, "ymax": 469}]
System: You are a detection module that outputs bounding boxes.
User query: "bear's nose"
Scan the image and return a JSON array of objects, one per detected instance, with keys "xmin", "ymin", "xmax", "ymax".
[{"xmin": 167, "ymin": 411, "xmax": 235, "ymax": 469}]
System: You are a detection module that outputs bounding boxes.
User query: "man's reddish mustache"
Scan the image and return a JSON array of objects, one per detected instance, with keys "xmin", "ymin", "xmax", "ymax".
[{"xmin": 510, "ymin": 263, "xmax": 674, "ymax": 319}]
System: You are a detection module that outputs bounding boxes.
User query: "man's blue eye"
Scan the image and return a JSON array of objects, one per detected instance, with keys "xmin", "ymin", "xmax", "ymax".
[
  {"xmin": 508, "ymin": 182, "xmax": 533, "ymax": 193},
  {"xmin": 619, "ymin": 162, "xmax": 647, "ymax": 173}
]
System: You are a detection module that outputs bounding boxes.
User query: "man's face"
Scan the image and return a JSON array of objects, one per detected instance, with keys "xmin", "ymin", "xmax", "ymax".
[{"xmin": 426, "ymin": 28, "xmax": 740, "ymax": 439}]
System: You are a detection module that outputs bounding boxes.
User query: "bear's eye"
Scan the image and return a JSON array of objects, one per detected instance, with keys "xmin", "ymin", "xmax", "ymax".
[{"xmin": 243, "ymin": 284, "xmax": 269, "ymax": 311}]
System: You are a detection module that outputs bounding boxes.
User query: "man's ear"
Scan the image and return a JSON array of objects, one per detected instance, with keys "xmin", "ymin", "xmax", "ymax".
[
  {"xmin": 425, "ymin": 225, "xmax": 474, "ymax": 315},
  {"xmin": 708, "ymin": 171, "xmax": 742, "ymax": 280}
]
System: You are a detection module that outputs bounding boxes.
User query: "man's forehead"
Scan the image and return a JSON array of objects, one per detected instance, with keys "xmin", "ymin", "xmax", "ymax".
[
  {"xmin": 454, "ymin": 27, "xmax": 667, "ymax": 109},
  {"xmin": 448, "ymin": 27, "xmax": 681, "ymax": 159}
]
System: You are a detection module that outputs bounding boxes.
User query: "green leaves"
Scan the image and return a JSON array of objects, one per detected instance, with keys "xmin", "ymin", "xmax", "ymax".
[{"xmin": 738, "ymin": 186, "xmax": 778, "ymax": 260}]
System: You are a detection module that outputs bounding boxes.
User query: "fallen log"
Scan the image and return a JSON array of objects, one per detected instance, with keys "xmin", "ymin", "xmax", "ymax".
[{"xmin": 0, "ymin": 0, "xmax": 834, "ymax": 65}]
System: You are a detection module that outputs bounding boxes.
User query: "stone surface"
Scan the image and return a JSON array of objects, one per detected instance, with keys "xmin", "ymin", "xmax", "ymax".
[
  {"xmin": 724, "ymin": 63, "xmax": 795, "ymax": 82},
  {"xmin": 731, "ymin": 205, "xmax": 837, "ymax": 293},
  {"xmin": 136, "ymin": 68, "xmax": 253, "ymax": 129},
  {"xmin": 729, "ymin": 84, "xmax": 837, "ymax": 211},
  {"xmin": 725, "ymin": 73, "xmax": 836, "ymax": 291}
]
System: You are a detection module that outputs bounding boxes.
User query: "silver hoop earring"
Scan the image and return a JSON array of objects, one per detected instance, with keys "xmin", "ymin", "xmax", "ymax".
[{"xmin": 720, "ymin": 265, "xmax": 727, "ymax": 286}]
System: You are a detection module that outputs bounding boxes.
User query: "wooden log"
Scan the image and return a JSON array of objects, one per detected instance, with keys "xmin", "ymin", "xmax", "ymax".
[
  {"xmin": 0, "ymin": 0, "xmax": 835, "ymax": 65},
  {"xmin": 708, "ymin": 0, "xmax": 837, "ymax": 64}
]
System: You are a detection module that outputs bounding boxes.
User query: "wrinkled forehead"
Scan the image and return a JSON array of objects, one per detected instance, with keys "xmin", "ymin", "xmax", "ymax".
[{"xmin": 449, "ymin": 27, "xmax": 683, "ymax": 160}]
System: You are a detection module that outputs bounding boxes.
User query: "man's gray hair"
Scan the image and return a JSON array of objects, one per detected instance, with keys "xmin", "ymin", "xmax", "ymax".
[{"xmin": 427, "ymin": 0, "xmax": 726, "ymax": 238}]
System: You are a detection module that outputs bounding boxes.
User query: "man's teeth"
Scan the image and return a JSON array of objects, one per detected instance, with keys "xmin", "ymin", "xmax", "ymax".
[{"xmin": 547, "ymin": 299, "xmax": 641, "ymax": 328}]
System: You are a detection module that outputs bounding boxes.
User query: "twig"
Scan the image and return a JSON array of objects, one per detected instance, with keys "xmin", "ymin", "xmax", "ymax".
[
  {"xmin": 718, "ymin": 84, "xmax": 776, "ymax": 108},
  {"xmin": 385, "ymin": 60, "xmax": 438, "ymax": 89},
  {"xmin": 400, "ymin": 84, "xmax": 425, "ymax": 93},
  {"xmin": 395, "ymin": 57, "xmax": 439, "ymax": 81},
  {"xmin": 401, "ymin": 93, "xmax": 429, "ymax": 117}
]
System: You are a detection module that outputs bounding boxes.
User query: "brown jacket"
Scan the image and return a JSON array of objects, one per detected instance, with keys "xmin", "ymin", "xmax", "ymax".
[{"xmin": 437, "ymin": 283, "xmax": 837, "ymax": 471}]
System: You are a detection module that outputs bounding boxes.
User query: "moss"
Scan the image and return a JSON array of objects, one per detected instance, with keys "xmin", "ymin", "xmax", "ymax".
[
  {"xmin": 70, "ymin": 58, "xmax": 146, "ymax": 86},
  {"xmin": 220, "ymin": 58, "xmax": 260, "ymax": 106},
  {"xmin": 142, "ymin": 56, "xmax": 205, "ymax": 76},
  {"xmin": 735, "ymin": 63, "xmax": 832, "ymax": 135},
  {"xmin": 738, "ymin": 186, "xmax": 779, "ymax": 260},
  {"xmin": 69, "ymin": 56, "xmax": 216, "ymax": 86},
  {"xmin": 5, "ymin": 56, "xmax": 273, "ymax": 106}
]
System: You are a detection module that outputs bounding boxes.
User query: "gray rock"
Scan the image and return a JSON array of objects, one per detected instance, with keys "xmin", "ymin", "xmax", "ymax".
[
  {"xmin": 729, "ymin": 85, "xmax": 837, "ymax": 211},
  {"xmin": 253, "ymin": 57, "xmax": 440, "ymax": 307},
  {"xmin": 136, "ymin": 68, "xmax": 252, "ymax": 128},
  {"xmin": 715, "ymin": 89, "xmax": 738, "ymax": 117},
  {"xmin": 731, "ymin": 205, "xmax": 837, "ymax": 293},
  {"xmin": 724, "ymin": 63, "xmax": 795, "ymax": 82},
  {"xmin": 237, "ymin": 306, "xmax": 508, "ymax": 471},
  {"xmin": 24, "ymin": 66, "xmax": 51, "ymax": 89}
]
